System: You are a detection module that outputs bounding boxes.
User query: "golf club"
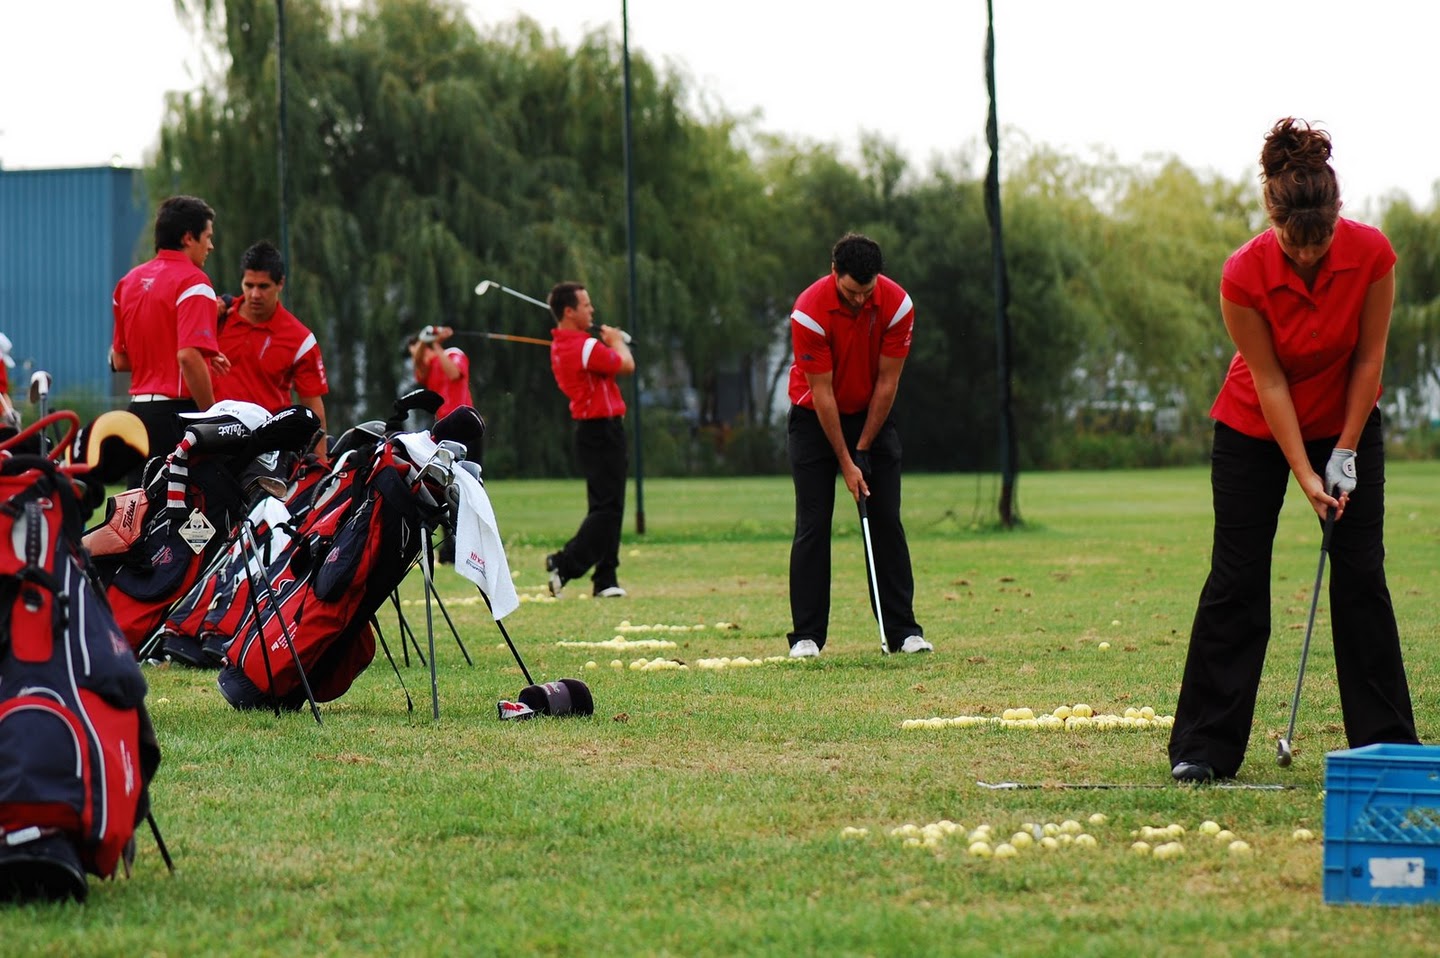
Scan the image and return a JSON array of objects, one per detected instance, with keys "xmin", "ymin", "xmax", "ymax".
[
  {"xmin": 473, "ymin": 279, "xmax": 632, "ymax": 344},
  {"xmin": 857, "ymin": 495, "xmax": 889, "ymax": 655},
  {"xmin": 28, "ymin": 370, "xmax": 52, "ymax": 455},
  {"xmin": 473, "ymin": 279, "xmax": 550, "ymax": 311},
  {"xmin": 1276, "ymin": 504, "xmax": 1338, "ymax": 768}
]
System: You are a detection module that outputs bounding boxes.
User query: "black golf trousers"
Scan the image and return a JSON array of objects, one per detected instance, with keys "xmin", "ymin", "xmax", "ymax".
[
  {"xmin": 1168, "ymin": 409, "xmax": 1417, "ymax": 777},
  {"xmin": 556, "ymin": 416, "xmax": 627, "ymax": 590},
  {"xmin": 786, "ymin": 405, "xmax": 922, "ymax": 652}
]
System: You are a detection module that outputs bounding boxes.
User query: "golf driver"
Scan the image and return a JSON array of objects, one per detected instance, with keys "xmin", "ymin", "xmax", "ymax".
[
  {"xmin": 1276, "ymin": 505, "xmax": 1338, "ymax": 767},
  {"xmin": 857, "ymin": 495, "xmax": 889, "ymax": 655},
  {"xmin": 473, "ymin": 279, "xmax": 632, "ymax": 344}
]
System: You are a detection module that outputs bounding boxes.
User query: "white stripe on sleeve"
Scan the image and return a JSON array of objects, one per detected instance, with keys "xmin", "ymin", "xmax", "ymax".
[
  {"xmin": 791, "ymin": 309, "xmax": 825, "ymax": 337},
  {"xmin": 292, "ymin": 332, "xmax": 318, "ymax": 365},
  {"xmin": 176, "ymin": 282, "xmax": 217, "ymax": 305},
  {"xmin": 885, "ymin": 294, "xmax": 913, "ymax": 329},
  {"xmin": 580, "ymin": 338, "xmax": 598, "ymax": 368}
]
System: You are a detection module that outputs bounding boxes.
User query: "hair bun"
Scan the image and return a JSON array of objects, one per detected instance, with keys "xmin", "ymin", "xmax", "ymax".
[{"xmin": 1260, "ymin": 117, "xmax": 1332, "ymax": 179}]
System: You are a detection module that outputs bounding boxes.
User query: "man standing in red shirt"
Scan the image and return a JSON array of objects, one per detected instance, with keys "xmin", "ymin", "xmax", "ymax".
[
  {"xmin": 544, "ymin": 281, "xmax": 633, "ymax": 598},
  {"xmin": 110, "ymin": 195, "xmax": 229, "ymax": 488},
  {"xmin": 408, "ymin": 326, "xmax": 473, "ymax": 418},
  {"xmin": 212, "ymin": 241, "xmax": 329, "ymax": 459},
  {"xmin": 785, "ymin": 233, "xmax": 929, "ymax": 658}
]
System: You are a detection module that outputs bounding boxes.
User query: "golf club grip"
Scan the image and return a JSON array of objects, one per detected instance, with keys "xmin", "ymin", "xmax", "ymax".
[{"xmin": 1320, "ymin": 507, "xmax": 1336, "ymax": 551}]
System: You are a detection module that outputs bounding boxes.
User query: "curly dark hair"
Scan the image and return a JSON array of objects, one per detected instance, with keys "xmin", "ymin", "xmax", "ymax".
[
  {"xmin": 831, "ymin": 233, "xmax": 884, "ymax": 284},
  {"xmin": 1260, "ymin": 118, "xmax": 1341, "ymax": 246}
]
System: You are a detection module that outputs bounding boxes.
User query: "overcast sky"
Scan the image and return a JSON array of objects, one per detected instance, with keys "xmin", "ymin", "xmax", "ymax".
[{"xmin": 2, "ymin": 0, "xmax": 1435, "ymax": 221}]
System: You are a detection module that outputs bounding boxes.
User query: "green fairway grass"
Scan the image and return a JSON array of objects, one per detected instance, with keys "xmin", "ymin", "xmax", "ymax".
[{"xmin": 11, "ymin": 464, "xmax": 1440, "ymax": 955}]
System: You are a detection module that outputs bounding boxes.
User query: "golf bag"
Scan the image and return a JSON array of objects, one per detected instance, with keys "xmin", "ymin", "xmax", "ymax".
[
  {"xmin": 88, "ymin": 403, "xmax": 321, "ymax": 654},
  {"xmin": 218, "ymin": 438, "xmax": 446, "ymax": 709},
  {"xmin": 0, "ymin": 418, "xmax": 161, "ymax": 903},
  {"xmin": 155, "ymin": 452, "xmax": 332, "ymax": 668}
]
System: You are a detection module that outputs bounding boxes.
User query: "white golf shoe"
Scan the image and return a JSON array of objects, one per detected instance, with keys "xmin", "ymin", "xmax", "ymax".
[
  {"xmin": 789, "ymin": 639, "xmax": 820, "ymax": 659},
  {"xmin": 899, "ymin": 635, "xmax": 933, "ymax": 654}
]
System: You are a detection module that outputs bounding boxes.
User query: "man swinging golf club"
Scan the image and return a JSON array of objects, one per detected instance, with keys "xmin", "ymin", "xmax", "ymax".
[{"xmin": 784, "ymin": 233, "xmax": 930, "ymax": 658}]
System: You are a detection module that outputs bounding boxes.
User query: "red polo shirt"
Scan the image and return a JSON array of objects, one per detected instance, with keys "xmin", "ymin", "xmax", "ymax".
[
  {"xmin": 1211, "ymin": 217, "xmax": 1395, "ymax": 441},
  {"xmin": 112, "ymin": 249, "xmax": 220, "ymax": 398},
  {"xmin": 549, "ymin": 327, "xmax": 626, "ymax": 420},
  {"xmin": 212, "ymin": 301, "xmax": 329, "ymax": 413},
  {"xmin": 788, "ymin": 273, "xmax": 914, "ymax": 414},
  {"xmin": 420, "ymin": 347, "xmax": 473, "ymax": 418}
]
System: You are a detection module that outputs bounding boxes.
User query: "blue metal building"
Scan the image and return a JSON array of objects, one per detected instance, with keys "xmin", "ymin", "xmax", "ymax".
[{"xmin": 0, "ymin": 166, "xmax": 150, "ymax": 404}]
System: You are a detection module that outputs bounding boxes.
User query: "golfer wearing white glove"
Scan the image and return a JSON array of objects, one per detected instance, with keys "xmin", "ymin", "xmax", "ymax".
[{"xmin": 1167, "ymin": 119, "xmax": 1418, "ymax": 785}]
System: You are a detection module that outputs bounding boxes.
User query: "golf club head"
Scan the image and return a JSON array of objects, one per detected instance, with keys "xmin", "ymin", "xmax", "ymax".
[
  {"xmin": 1276, "ymin": 740, "xmax": 1293, "ymax": 768},
  {"xmin": 474, "ymin": 280, "xmax": 494, "ymax": 296},
  {"xmin": 27, "ymin": 370, "xmax": 51, "ymax": 404},
  {"xmin": 70, "ymin": 410, "xmax": 149, "ymax": 484},
  {"xmin": 330, "ymin": 419, "xmax": 387, "ymax": 460}
]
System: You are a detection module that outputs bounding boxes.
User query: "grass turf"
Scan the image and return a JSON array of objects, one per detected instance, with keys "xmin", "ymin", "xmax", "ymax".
[{"xmin": 8, "ymin": 463, "xmax": 1440, "ymax": 955}]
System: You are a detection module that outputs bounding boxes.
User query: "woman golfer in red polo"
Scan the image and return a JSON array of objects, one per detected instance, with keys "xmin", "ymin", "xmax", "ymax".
[{"xmin": 1167, "ymin": 118, "xmax": 1420, "ymax": 783}]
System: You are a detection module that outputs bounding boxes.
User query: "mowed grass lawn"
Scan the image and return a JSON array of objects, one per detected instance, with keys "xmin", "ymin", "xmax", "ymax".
[{"xmin": 10, "ymin": 462, "xmax": 1440, "ymax": 955}]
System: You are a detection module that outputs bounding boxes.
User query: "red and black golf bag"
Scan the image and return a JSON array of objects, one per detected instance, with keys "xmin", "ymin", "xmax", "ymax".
[
  {"xmin": 217, "ymin": 438, "xmax": 447, "ymax": 710},
  {"xmin": 0, "ymin": 413, "xmax": 163, "ymax": 903}
]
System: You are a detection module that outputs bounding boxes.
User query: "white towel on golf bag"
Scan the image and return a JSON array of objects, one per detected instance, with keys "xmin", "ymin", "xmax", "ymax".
[{"xmin": 393, "ymin": 431, "xmax": 519, "ymax": 620}]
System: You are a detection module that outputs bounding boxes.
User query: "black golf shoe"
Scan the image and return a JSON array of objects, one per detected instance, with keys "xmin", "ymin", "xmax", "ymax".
[{"xmin": 1171, "ymin": 761, "xmax": 1215, "ymax": 783}]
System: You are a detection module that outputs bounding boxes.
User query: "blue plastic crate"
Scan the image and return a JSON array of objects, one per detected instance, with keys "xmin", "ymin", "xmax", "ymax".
[{"xmin": 1324, "ymin": 743, "xmax": 1440, "ymax": 905}]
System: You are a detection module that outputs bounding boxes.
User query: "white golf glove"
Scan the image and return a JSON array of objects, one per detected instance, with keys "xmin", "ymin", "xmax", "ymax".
[{"xmin": 1325, "ymin": 448, "xmax": 1357, "ymax": 496}]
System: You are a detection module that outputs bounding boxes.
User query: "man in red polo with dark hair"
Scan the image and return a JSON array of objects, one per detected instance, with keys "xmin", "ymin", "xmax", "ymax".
[
  {"xmin": 212, "ymin": 240, "xmax": 329, "ymax": 458},
  {"xmin": 785, "ymin": 232, "xmax": 929, "ymax": 658},
  {"xmin": 544, "ymin": 281, "xmax": 633, "ymax": 598},
  {"xmin": 110, "ymin": 194, "xmax": 229, "ymax": 488}
]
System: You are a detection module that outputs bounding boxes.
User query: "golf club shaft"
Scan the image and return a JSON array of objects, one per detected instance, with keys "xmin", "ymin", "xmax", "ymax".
[
  {"xmin": 857, "ymin": 496, "xmax": 889, "ymax": 654},
  {"xmin": 474, "ymin": 279, "xmax": 633, "ymax": 344},
  {"xmin": 450, "ymin": 331, "xmax": 551, "ymax": 347},
  {"xmin": 1280, "ymin": 508, "xmax": 1337, "ymax": 755},
  {"xmin": 474, "ymin": 280, "xmax": 550, "ymax": 311}
]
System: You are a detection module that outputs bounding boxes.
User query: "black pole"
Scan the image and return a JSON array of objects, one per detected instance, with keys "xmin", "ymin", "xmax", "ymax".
[
  {"xmin": 984, "ymin": 0, "xmax": 1018, "ymax": 528},
  {"xmin": 621, "ymin": 0, "xmax": 645, "ymax": 535},
  {"xmin": 276, "ymin": 0, "xmax": 291, "ymax": 270}
]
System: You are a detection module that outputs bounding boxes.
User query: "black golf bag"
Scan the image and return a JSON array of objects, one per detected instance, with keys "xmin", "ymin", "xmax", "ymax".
[{"xmin": 0, "ymin": 414, "xmax": 161, "ymax": 903}]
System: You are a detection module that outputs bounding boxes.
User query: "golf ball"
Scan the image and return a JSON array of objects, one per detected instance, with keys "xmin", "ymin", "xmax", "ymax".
[
  {"xmin": 1227, "ymin": 840, "xmax": 1252, "ymax": 856},
  {"xmin": 1131, "ymin": 841, "xmax": 1152, "ymax": 856},
  {"xmin": 993, "ymin": 843, "xmax": 1018, "ymax": 859},
  {"xmin": 1098, "ymin": 641, "xmax": 1111, "ymax": 650},
  {"xmin": 1214, "ymin": 830, "xmax": 1236, "ymax": 844},
  {"xmin": 1293, "ymin": 828, "xmax": 1315, "ymax": 842},
  {"xmin": 968, "ymin": 841, "xmax": 993, "ymax": 858},
  {"xmin": 1198, "ymin": 820, "xmax": 1221, "ymax": 835}
]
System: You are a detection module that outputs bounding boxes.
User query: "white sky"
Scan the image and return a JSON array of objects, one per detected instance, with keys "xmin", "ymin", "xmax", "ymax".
[{"xmin": 2, "ymin": 0, "xmax": 1436, "ymax": 219}]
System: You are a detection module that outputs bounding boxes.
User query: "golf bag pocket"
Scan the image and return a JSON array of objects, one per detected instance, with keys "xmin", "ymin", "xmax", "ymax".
[
  {"xmin": 80, "ymin": 489, "xmax": 148, "ymax": 558},
  {"xmin": 313, "ymin": 497, "xmax": 374, "ymax": 602}
]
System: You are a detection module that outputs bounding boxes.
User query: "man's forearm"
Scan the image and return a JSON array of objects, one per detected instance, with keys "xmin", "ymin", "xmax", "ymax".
[{"xmin": 177, "ymin": 349, "xmax": 214, "ymax": 409}]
